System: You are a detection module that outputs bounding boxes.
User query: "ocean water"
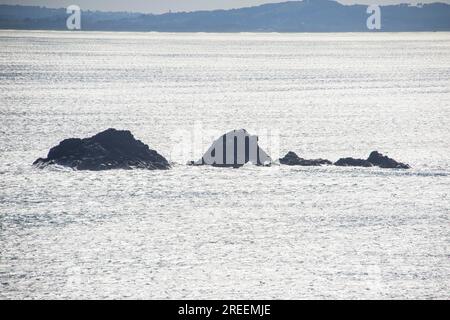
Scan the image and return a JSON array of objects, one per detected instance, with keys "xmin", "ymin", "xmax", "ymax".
[{"xmin": 0, "ymin": 30, "xmax": 449, "ymax": 299}]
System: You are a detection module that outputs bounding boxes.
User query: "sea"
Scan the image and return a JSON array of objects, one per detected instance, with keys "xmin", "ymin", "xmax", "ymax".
[{"xmin": 0, "ymin": 30, "xmax": 449, "ymax": 299}]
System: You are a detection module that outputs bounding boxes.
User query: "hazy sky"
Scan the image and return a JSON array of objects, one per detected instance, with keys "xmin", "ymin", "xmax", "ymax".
[{"xmin": 0, "ymin": 0, "xmax": 448, "ymax": 13}]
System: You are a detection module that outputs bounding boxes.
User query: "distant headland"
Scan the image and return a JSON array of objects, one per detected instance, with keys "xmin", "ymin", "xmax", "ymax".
[{"xmin": 1, "ymin": 0, "xmax": 450, "ymax": 32}]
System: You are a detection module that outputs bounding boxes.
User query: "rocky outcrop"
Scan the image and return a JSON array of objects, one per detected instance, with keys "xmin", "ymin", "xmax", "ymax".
[
  {"xmin": 189, "ymin": 129, "xmax": 271, "ymax": 168},
  {"xmin": 279, "ymin": 151, "xmax": 332, "ymax": 166},
  {"xmin": 334, "ymin": 151, "xmax": 409, "ymax": 169},
  {"xmin": 33, "ymin": 128, "xmax": 170, "ymax": 171}
]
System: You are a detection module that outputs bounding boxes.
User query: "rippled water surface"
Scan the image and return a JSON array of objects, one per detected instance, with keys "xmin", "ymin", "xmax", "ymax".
[{"xmin": 0, "ymin": 31, "xmax": 449, "ymax": 299}]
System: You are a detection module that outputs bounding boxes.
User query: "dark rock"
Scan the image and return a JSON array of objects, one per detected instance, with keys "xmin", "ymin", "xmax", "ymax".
[
  {"xmin": 367, "ymin": 151, "xmax": 410, "ymax": 169},
  {"xmin": 33, "ymin": 128, "xmax": 170, "ymax": 171},
  {"xmin": 334, "ymin": 157, "xmax": 373, "ymax": 167},
  {"xmin": 335, "ymin": 151, "xmax": 410, "ymax": 169},
  {"xmin": 189, "ymin": 129, "xmax": 271, "ymax": 168},
  {"xmin": 279, "ymin": 151, "xmax": 332, "ymax": 166}
]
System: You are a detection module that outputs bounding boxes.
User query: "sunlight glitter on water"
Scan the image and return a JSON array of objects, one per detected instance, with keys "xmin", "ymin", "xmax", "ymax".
[{"xmin": 0, "ymin": 31, "xmax": 449, "ymax": 299}]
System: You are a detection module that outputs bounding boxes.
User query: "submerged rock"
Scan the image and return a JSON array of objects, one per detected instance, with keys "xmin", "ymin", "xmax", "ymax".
[
  {"xmin": 279, "ymin": 151, "xmax": 332, "ymax": 166},
  {"xmin": 367, "ymin": 151, "xmax": 410, "ymax": 169},
  {"xmin": 33, "ymin": 128, "xmax": 170, "ymax": 171},
  {"xmin": 335, "ymin": 151, "xmax": 410, "ymax": 169},
  {"xmin": 189, "ymin": 129, "xmax": 271, "ymax": 168}
]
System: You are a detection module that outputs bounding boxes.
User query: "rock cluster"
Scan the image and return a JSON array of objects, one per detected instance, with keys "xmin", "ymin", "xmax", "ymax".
[
  {"xmin": 279, "ymin": 150, "xmax": 410, "ymax": 169},
  {"xmin": 34, "ymin": 128, "xmax": 410, "ymax": 171}
]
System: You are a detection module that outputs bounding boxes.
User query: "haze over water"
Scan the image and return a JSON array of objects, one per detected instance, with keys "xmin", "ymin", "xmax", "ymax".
[{"xmin": 0, "ymin": 31, "xmax": 449, "ymax": 299}]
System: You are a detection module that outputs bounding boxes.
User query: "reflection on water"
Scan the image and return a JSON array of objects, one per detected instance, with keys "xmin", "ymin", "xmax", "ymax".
[{"xmin": 0, "ymin": 31, "xmax": 449, "ymax": 299}]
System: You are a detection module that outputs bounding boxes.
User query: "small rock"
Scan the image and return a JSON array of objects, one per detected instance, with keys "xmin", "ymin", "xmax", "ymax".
[
  {"xmin": 335, "ymin": 151, "xmax": 410, "ymax": 169},
  {"xmin": 334, "ymin": 157, "xmax": 373, "ymax": 167},
  {"xmin": 279, "ymin": 151, "xmax": 332, "ymax": 166},
  {"xmin": 367, "ymin": 151, "xmax": 410, "ymax": 169}
]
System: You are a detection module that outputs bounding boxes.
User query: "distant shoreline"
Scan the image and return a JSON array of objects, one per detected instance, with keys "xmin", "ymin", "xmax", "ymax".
[
  {"xmin": 1, "ymin": 29, "xmax": 450, "ymax": 34},
  {"xmin": 1, "ymin": 1, "xmax": 450, "ymax": 32}
]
